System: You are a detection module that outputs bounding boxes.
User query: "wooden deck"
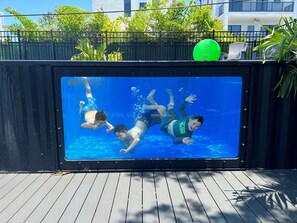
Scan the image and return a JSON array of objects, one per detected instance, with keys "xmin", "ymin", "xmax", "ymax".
[{"xmin": 0, "ymin": 170, "xmax": 297, "ymax": 223}]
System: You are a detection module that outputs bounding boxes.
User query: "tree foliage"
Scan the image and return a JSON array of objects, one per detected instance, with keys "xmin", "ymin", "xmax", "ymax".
[
  {"xmin": 4, "ymin": 8, "xmax": 39, "ymax": 31},
  {"xmin": 3, "ymin": 0, "xmax": 224, "ymax": 33},
  {"xmin": 3, "ymin": 6, "xmax": 121, "ymax": 33},
  {"xmin": 54, "ymin": 6, "xmax": 90, "ymax": 32},
  {"xmin": 121, "ymin": 0, "xmax": 224, "ymax": 32},
  {"xmin": 255, "ymin": 16, "xmax": 297, "ymax": 99}
]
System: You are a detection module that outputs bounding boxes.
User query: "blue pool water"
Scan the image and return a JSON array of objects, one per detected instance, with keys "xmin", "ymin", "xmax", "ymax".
[{"xmin": 61, "ymin": 76, "xmax": 242, "ymax": 160}]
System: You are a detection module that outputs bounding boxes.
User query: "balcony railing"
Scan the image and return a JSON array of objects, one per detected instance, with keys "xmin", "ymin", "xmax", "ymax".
[{"xmin": 229, "ymin": 1, "xmax": 294, "ymax": 12}]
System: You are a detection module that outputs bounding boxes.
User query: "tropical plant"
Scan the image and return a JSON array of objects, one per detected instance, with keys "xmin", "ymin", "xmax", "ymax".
[
  {"xmin": 4, "ymin": 8, "xmax": 39, "ymax": 31},
  {"xmin": 254, "ymin": 16, "xmax": 297, "ymax": 99},
  {"xmin": 71, "ymin": 38, "xmax": 122, "ymax": 61}
]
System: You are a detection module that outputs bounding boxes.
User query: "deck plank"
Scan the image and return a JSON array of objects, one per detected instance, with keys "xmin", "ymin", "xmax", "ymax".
[
  {"xmin": 188, "ymin": 171, "xmax": 226, "ymax": 223},
  {"xmin": 109, "ymin": 172, "xmax": 131, "ymax": 223},
  {"xmin": 75, "ymin": 172, "xmax": 108, "ymax": 223},
  {"xmin": 234, "ymin": 171, "xmax": 295, "ymax": 223},
  {"xmin": 0, "ymin": 173, "xmax": 50, "ymax": 222},
  {"xmin": 24, "ymin": 173, "xmax": 74, "ymax": 223},
  {"xmin": 8, "ymin": 174, "xmax": 61, "ymax": 223},
  {"xmin": 126, "ymin": 172, "xmax": 143, "ymax": 223},
  {"xmin": 176, "ymin": 172, "xmax": 209, "ymax": 223},
  {"xmin": 0, "ymin": 174, "xmax": 28, "ymax": 199},
  {"xmin": 142, "ymin": 172, "xmax": 159, "ymax": 223},
  {"xmin": 41, "ymin": 173, "xmax": 86, "ymax": 223},
  {"xmin": 244, "ymin": 170, "xmax": 297, "ymax": 222},
  {"xmin": 199, "ymin": 171, "xmax": 243, "ymax": 223},
  {"xmin": 0, "ymin": 174, "xmax": 7, "ymax": 181},
  {"xmin": 92, "ymin": 172, "xmax": 120, "ymax": 223},
  {"xmin": 256, "ymin": 170, "xmax": 297, "ymax": 195},
  {"xmin": 0, "ymin": 174, "xmax": 39, "ymax": 212},
  {"xmin": 0, "ymin": 174, "xmax": 19, "ymax": 190},
  {"xmin": 0, "ymin": 170, "xmax": 296, "ymax": 223},
  {"xmin": 264, "ymin": 169, "xmax": 297, "ymax": 185},
  {"xmin": 221, "ymin": 171, "xmax": 277, "ymax": 222},
  {"xmin": 211, "ymin": 171, "xmax": 261, "ymax": 223},
  {"xmin": 58, "ymin": 173, "xmax": 97, "ymax": 223},
  {"xmin": 165, "ymin": 171, "xmax": 193, "ymax": 223},
  {"xmin": 233, "ymin": 171, "xmax": 287, "ymax": 222},
  {"xmin": 155, "ymin": 171, "xmax": 175, "ymax": 223}
]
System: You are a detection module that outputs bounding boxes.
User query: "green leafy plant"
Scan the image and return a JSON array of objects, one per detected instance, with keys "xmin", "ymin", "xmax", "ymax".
[
  {"xmin": 71, "ymin": 38, "xmax": 122, "ymax": 61},
  {"xmin": 254, "ymin": 16, "xmax": 297, "ymax": 99}
]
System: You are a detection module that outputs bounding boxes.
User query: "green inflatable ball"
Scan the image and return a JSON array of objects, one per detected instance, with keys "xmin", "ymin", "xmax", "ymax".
[{"xmin": 193, "ymin": 39, "xmax": 221, "ymax": 61}]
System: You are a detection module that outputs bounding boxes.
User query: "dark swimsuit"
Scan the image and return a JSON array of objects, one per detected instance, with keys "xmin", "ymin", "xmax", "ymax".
[{"xmin": 137, "ymin": 110, "xmax": 162, "ymax": 128}]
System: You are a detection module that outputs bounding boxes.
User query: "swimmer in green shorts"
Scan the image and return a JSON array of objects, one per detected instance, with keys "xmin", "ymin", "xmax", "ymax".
[{"xmin": 160, "ymin": 89, "xmax": 204, "ymax": 145}]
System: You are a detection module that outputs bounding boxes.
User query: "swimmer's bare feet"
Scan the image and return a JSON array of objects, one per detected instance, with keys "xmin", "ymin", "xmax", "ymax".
[
  {"xmin": 79, "ymin": 101, "xmax": 85, "ymax": 106},
  {"xmin": 166, "ymin": 88, "xmax": 173, "ymax": 97},
  {"xmin": 166, "ymin": 89, "xmax": 174, "ymax": 108},
  {"xmin": 146, "ymin": 89, "xmax": 157, "ymax": 105}
]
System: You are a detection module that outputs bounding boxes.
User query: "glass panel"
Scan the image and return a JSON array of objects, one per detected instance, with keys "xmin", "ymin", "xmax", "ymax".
[
  {"xmin": 247, "ymin": 25, "xmax": 255, "ymax": 32},
  {"xmin": 139, "ymin": 2, "xmax": 146, "ymax": 8},
  {"xmin": 61, "ymin": 76, "xmax": 243, "ymax": 160},
  {"xmin": 228, "ymin": 25, "xmax": 241, "ymax": 32},
  {"xmin": 124, "ymin": 0, "xmax": 131, "ymax": 16}
]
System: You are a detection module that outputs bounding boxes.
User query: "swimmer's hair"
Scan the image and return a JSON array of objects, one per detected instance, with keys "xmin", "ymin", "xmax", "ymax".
[
  {"xmin": 114, "ymin": 124, "xmax": 127, "ymax": 133},
  {"xmin": 191, "ymin": 115, "xmax": 204, "ymax": 124},
  {"xmin": 95, "ymin": 110, "xmax": 107, "ymax": 121}
]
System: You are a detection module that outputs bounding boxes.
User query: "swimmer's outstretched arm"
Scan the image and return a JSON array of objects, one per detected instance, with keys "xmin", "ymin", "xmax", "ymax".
[
  {"xmin": 120, "ymin": 137, "xmax": 140, "ymax": 154},
  {"xmin": 105, "ymin": 121, "xmax": 114, "ymax": 133},
  {"xmin": 179, "ymin": 94, "xmax": 197, "ymax": 118},
  {"xmin": 81, "ymin": 122, "xmax": 98, "ymax": 130}
]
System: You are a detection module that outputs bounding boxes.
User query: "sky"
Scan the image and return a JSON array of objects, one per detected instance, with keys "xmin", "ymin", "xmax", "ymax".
[{"xmin": 0, "ymin": 0, "xmax": 92, "ymax": 26}]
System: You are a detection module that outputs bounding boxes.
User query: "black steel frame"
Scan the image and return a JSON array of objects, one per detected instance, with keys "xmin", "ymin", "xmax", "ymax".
[{"xmin": 53, "ymin": 62, "xmax": 250, "ymax": 171}]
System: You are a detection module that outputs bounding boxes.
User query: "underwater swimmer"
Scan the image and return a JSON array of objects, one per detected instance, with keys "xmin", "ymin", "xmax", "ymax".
[
  {"xmin": 114, "ymin": 89, "xmax": 167, "ymax": 154},
  {"xmin": 79, "ymin": 77, "xmax": 114, "ymax": 133},
  {"xmin": 160, "ymin": 89, "xmax": 204, "ymax": 145}
]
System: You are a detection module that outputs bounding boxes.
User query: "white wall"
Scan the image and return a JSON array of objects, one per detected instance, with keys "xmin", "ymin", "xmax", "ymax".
[
  {"xmin": 213, "ymin": 0, "xmax": 297, "ymax": 30},
  {"xmin": 92, "ymin": 0, "xmax": 150, "ymax": 19},
  {"xmin": 0, "ymin": 11, "xmax": 4, "ymax": 31},
  {"xmin": 92, "ymin": 0, "xmax": 175, "ymax": 19}
]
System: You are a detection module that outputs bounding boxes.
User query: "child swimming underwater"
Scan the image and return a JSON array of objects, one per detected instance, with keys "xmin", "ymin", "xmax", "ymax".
[
  {"xmin": 160, "ymin": 89, "xmax": 204, "ymax": 145},
  {"xmin": 114, "ymin": 89, "xmax": 168, "ymax": 154},
  {"xmin": 79, "ymin": 77, "xmax": 114, "ymax": 133}
]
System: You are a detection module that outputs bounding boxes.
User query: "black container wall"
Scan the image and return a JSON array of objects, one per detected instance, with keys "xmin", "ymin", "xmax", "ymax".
[
  {"xmin": 0, "ymin": 62, "xmax": 58, "ymax": 171},
  {"xmin": 0, "ymin": 61, "xmax": 296, "ymax": 172},
  {"xmin": 246, "ymin": 63, "xmax": 297, "ymax": 169}
]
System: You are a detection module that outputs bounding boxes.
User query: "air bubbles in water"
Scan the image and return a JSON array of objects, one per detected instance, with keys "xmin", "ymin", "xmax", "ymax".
[{"xmin": 129, "ymin": 86, "xmax": 145, "ymax": 121}]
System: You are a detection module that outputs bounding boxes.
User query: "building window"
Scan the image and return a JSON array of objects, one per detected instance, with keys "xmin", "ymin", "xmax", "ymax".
[
  {"xmin": 218, "ymin": 4, "xmax": 224, "ymax": 16},
  {"xmin": 256, "ymin": 0, "xmax": 268, "ymax": 11},
  {"xmin": 260, "ymin": 25, "xmax": 274, "ymax": 31},
  {"xmin": 247, "ymin": 25, "xmax": 254, "ymax": 32},
  {"xmin": 124, "ymin": 0, "xmax": 131, "ymax": 17},
  {"xmin": 229, "ymin": 0, "xmax": 242, "ymax": 11},
  {"xmin": 228, "ymin": 25, "xmax": 241, "ymax": 32},
  {"xmin": 139, "ymin": 2, "xmax": 147, "ymax": 8}
]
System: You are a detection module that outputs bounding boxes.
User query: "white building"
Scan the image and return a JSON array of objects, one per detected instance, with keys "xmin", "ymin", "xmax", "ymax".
[
  {"xmin": 210, "ymin": 0, "xmax": 297, "ymax": 31},
  {"xmin": 92, "ymin": 0, "xmax": 176, "ymax": 19},
  {"xmin": 0, "ymin": 11, "xmax": 4, "ymax": 31}
]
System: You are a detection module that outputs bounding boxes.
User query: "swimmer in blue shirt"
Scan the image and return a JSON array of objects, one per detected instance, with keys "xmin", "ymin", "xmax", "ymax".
[
  {"xmin": 79, "ymin": 77, "xmax": 114, "ymax": 133},
  {"xmin": 160, "ymin": 89, "xmax": 204, "ymax": 145}
]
